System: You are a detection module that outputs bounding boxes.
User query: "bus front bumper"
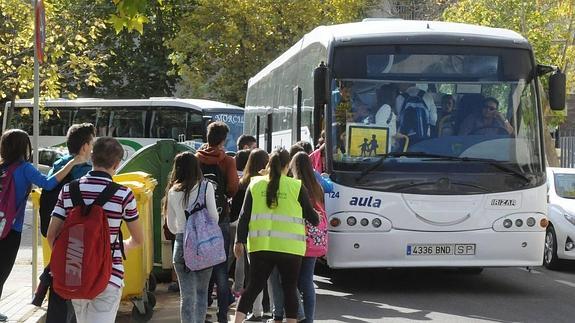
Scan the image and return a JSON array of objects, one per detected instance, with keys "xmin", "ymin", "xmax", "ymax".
[{"xmin": 326, "ymin": 229, "xmax": 544, "ymax": 269}]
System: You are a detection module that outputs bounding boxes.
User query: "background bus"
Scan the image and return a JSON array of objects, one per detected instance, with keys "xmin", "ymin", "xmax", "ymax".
[
  {"xmin": 3, "ymin": 98, "xmax": 244, "ymax": 162},
  {"xmin": 245, "ymin": 19, "xmax": 565, "ymax": 270}
]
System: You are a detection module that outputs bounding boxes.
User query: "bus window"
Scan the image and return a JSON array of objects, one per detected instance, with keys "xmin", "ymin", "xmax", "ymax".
[
  {"xmin": 186, "ymin": 112, "xmax": 203, "ymax": 141},
  {"xmin": 73, "ymin": 108, "xmax": 98, "ymax": 125},
  {"xmin": 151, "ymin": 108, "xmax": 188, "ymax": 140},
  {"xmin": 95, "ymin": 107, "xmax": 111, "ymax": 136},
  {"xmin": 110, "ymin": 108, "xmax": 147, "ymax": 138},
  {"xmin": 13, "ymin": 107, "xmax": 33, "ymax": 134},
  {"xmin": 40, "ymin": 108, "xmax": 72, "ymax": 136}
]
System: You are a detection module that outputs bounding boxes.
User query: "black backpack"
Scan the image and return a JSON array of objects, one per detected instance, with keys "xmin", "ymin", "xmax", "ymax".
[
  {"xmin": 200, "ymin": 163, "xmax": 229, "ymax": 223},
  {"xmin": 39, "ymin": 174, "xmax": 71, "ymax": 237}
]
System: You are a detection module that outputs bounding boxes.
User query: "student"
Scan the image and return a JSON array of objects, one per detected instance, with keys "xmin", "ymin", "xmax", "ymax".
[
  {"xmin": 289, "ymin": 152, "xmax": 328, "ymax": 323},
  {"xmin": 196, "ymin": 121, "xmax": 238, "ymax": 323},
  {"xmin": 43, "ymin": 123, "xmax": 95, "ymax": 323},
  {"xmin": 237, "ymin": 134, "xmax": 257, "ymax": 151},
  {"xmin": 47, "ymin": 137, "xmax": 144, "ymax": 323},
  {"xmin": 269, "ymin": 152, "xmax": 329, "ymax": 323},
  {"xmin": 165, "ymin": 151, "xmax": 218, "ymax": 323},
  {"xmin": 233, "ymin": 148, "xmax": 319, "ymax": 323},
  {"xmin": 0, "ymin": 129, "xmax": 85, "ymax": 322},
  {"xmin": 230, "ymin": 149, "xmax": 269, "ymax": 320}
]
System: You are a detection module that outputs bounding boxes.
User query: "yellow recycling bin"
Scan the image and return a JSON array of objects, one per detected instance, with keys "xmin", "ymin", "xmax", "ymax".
[{"xmin": 31, "ymin": 172, "xmax": 158, "ymax": 321}]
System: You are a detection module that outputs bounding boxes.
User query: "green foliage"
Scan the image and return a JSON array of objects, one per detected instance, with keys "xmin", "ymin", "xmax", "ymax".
[
  {"xmin": 443, "ymin": 0, "xmax": 575, "ymax": 127},
  {"xmin": 0, "ymin": 0, "xmax": 109, "ymax": 101},
  {"xmin": 87, "ymin": 0, "xmax": 192, "ymax": 98},
  {"xmin": 109, "ymin": 0, "xmax": 152, "ymax": 34},
  {"xmin": 167, "ymin": 0, "xmax": 372, "ymax": 106}
]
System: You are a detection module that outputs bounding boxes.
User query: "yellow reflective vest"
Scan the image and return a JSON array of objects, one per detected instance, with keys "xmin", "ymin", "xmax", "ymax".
[{"xmin": 247, "ymin": 175, "xmax": 306, "ymax": 256}]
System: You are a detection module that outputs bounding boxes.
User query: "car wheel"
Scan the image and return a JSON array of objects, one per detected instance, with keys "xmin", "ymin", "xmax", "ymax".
[{"xmin": 544, "ymin": 226, "xmax": 561, "ymax": 269}]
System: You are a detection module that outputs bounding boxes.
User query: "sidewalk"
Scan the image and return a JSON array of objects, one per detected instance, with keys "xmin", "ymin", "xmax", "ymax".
[
  {"xmin": 0, "ymin": 203, "xmax": 47, "ymax": 323},
  {"xmin": 116, "ymin": 283, "xmax": 237, "ymax": 322}
]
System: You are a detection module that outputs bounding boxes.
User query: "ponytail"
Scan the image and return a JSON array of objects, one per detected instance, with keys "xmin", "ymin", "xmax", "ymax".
[{"xmin": 266, "ymin": 148, "xmax": 290, "ymax": 208}]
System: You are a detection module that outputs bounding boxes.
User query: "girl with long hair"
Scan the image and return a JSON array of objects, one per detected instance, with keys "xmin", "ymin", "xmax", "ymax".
[
  {"xmin": 289, "ymin": 152, "xmax": 328, "ymax": 323},
  {"xmin": 164, "ymin": 151, "xmax": 218, "ymax": 323},
  {"xmin": 0, "ymin": 129, "xmax": 85, "ymax": 322},
  {"xmin": 233, "ymin": 148, "xmax": 319, "ymax": 323}
]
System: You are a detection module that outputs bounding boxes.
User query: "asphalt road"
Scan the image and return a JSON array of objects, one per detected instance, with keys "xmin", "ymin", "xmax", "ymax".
[{"xmin": 116, "ymin": 263, "xmax": 575, "ymax": 323}]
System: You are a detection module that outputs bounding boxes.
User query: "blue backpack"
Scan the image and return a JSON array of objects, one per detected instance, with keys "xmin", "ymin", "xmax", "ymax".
[
  {"xmin": 183, "ymin": 180, "xmax": 226, "ymax": 271},
  {"xmin": 398, "ymin": 90, "xmax": 430, "ymax": 142}
]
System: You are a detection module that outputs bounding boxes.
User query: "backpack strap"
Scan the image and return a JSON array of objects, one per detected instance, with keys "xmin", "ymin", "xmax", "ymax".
[
  {"xmin": 417, "ymin": 89, "xmax": 426, "ymax": 98},
  {"xmin": 199, "ymin": 180, "xmax": 208, "ymax": 207},
  {"xmin": 185, "ymin": 180, "xmax": 206, "ymax": 220},
  {"xmin": 93, "ymin": 182, "xmax": 121, "ymax": 207},
  {"xmin": 69, "ymin": 180, "xmax": 85, "ymax": 208}
]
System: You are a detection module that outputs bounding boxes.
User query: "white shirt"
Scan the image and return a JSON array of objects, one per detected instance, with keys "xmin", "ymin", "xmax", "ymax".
[
  {"xmin": 167, "ymin": 181, "xmax": 218, "ymax": 234},
  {"xmin": 395, "ymin": 87, "xmax": 438, "ymax": 125},
  {"xmin": 374, "ymin": 104, "xmax": 397, "ymax": 152}
]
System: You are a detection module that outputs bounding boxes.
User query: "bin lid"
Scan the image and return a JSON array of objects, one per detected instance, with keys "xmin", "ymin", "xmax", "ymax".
[{"xmin": 113, "ymin": 172, "xmax": 157, "ymax": 191}]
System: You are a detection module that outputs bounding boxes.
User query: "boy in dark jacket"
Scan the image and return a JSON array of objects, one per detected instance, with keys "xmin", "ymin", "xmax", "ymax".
[{"xmin": 196, "ymin": 121, "xmax": 238, "ymax": 323}]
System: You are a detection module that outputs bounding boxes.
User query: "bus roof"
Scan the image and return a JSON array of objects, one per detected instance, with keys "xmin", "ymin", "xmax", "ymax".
[
  {"xmin": 6, "ymin": 98, "xmax": 244, "ymax": 113},
  {"xmin": 248, "ymin": 19, "xmax": 530, "ymax": 86}
]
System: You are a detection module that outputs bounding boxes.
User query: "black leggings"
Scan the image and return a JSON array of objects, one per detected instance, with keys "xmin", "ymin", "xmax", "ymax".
[
  {"xmin": 0, "ymin": 230, "xmax": 22, "ymax": 298},
  {"xmin": 237, "ymin": 251, "xmax": 302, "ymax": 319}
]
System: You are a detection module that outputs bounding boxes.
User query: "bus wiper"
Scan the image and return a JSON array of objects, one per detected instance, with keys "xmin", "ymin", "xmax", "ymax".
[
  {"xmin": 421, "ymin": 155, "xmax": 532, "ymax": 184},
  {"xmin": 355, "ymin": 151, "xmax": 434, "ymax": 182},
  {"xmin": 356, "ymin": 157, "xmax": 386, "ymax": 182}
]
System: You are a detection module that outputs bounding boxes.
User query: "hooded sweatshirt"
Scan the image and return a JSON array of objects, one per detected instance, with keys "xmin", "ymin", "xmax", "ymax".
[{"xmin": 196, "ymin": 146, "xmax": 239, "ymax": 198}]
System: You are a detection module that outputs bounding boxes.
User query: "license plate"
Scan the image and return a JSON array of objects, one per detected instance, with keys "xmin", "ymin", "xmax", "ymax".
[{"xmin": 406, "ymin": 244, "xmax": 476, "ymax": 256}]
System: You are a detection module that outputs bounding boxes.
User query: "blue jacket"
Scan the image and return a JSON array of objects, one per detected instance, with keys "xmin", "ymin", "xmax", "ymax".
[
  {"xmin": 4, "ymin": 162, "xmax": 59, "ymax": 232},
  {"xmin": 47, "ymin": 155, "xmax": 91, "ymax": 179}
]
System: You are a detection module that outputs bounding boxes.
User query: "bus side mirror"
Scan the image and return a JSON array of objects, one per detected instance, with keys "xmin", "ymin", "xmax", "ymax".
[
  {"xmin": 314, "ymin": 62, "xmax": 328, "ymax": 108},
  {"xmin": 313, "ymin": 62, "xmax": 328, "ymax": 145},
  {"xmin": 549, "ymin": 70, "xmax": 566, "ymax": 111}
]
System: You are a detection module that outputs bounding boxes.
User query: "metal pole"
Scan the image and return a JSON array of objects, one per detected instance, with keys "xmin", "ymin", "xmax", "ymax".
[{"xmin": 32, "ymin": 0, "xmax": 39, "ymax": 297}]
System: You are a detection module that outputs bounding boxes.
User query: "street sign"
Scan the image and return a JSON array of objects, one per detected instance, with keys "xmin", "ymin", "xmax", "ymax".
[{"xmin": 35, "ymin": 0, "xmax": 46, "ymax": 64}]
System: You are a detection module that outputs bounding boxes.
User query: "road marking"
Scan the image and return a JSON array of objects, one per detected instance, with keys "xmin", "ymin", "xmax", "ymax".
[
  {"xmin": 516, "ymin": 267, "xmax": 541, "ymax": 274},
  {"xmin": 556, "ymin": 280, "xmax": 575, "ymax": 288}
]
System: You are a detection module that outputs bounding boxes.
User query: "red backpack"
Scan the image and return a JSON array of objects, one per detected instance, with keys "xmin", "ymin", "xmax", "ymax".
[
  {"xmin": 51, "ymin": 180, "xmax": 120, "ymax": 300},
  {"xmin": 0, "ymin": 163, "xmax": 24, "ymax": 239}
]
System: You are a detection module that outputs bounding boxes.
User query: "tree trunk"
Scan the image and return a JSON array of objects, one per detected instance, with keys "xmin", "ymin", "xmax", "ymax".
[{"xmin": 544, "ymin": 119, "xmax": 560, "ymax": 167}]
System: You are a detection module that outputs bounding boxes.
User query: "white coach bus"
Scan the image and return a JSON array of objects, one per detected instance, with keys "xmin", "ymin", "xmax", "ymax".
[
  {"xmin": 244, "ymin": 19, "xmax": 565, "ymax": 270},
  {"xmin": 3, "ymin": 98, "xmax": 245, "ymax": 160}
]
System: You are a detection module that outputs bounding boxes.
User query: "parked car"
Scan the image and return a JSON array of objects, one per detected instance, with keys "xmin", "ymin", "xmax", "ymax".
[{"xmin": 544, "ymin": 167, "xmax": 575, "ymax": 269}]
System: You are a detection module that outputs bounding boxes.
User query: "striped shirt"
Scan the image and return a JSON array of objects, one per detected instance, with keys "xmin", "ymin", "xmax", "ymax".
[{"xmin": 51, "ymin": 171, "xmax": 139, "ymax": 288}]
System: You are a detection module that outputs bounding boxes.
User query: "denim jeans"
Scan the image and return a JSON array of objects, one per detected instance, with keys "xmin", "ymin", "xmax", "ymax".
[
  {"xmin": 298, "ymin": 257, "xmax": 317, "ymax": 323},
  {"xmin": 208, "ymin": 221, "xmax": 231, "ymax": 323},
  {"xmin": 173, "ymin": 234, "xmax": 213, "ymax": 323},
  {"xmin": 269, "ymin": 267, "xmax": 305, "ymax": 321}
]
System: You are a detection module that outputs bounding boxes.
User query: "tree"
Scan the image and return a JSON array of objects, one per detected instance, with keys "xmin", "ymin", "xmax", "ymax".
[
  {"xmin": 0, "ymin": 0, "xmax": 109, "ymax": 102},
  {"xmin": 443, "ymin": 0, "xmax": 575, "ymax": 166},
  {"xmin": 167, "ymin": 0, "xmax": 373, "ymax": 106},
  {"xmin": 86, "ymin": 0, "xmax": 193, "ymax": 98}
]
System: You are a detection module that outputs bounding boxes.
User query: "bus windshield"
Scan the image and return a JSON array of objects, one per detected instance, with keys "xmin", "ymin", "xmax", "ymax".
[{"xmin": 330, "ymin": 45, "xmax": 543, "ymax": 193}]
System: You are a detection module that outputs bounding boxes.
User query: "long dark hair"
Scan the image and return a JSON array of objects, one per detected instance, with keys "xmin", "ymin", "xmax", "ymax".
[
  {"xmin": 290, "ymin": 152, "xmax": 324, "ymax": 204},
  {"xmin": 240, "ymin": 148, "xmax": 269, "ymax": 188},
  {"xmin": 0, "ymin": 129, "xmax": 32, "ymax": 165},
  {"xmin": 266, "ymin": 148, "xmax": 290, "ymax": 208},
  {"xmin": 163, "ymin": 151, "xmax": 203, "ymax": 213}
]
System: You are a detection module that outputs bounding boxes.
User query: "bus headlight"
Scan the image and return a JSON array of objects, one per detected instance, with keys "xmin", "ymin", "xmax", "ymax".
[
  {"xmin": 347, "ymin": 217, "xmax": 357, "ymax": 226},
  {"xmin": 503, "ymin": 219, "xmax": 513, "ymax": 228},
  {"xmin": 515, "ymin": 219, "xmax": 523, "ymax": 227},
  {"xmin": 526, "ymin": 217, "xmax": 536, "ymax": 227},
  {"xmin": 360, "ymin": 218, "xmax": 369, "ymax": 226},
  {"xmin": 372, "ymin": 218, "xmax": 382, "ymax": 228}
]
